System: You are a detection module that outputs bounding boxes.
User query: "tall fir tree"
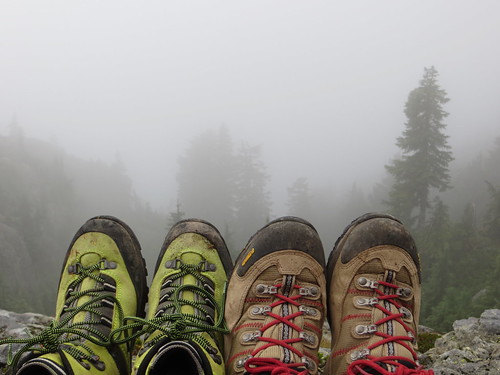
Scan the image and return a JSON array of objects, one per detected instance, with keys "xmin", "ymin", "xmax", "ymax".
[
  {"xmin": 385, "ymin": 66, "xmax": 453, "ymax": 229},
  {"xmin": 484, "ymin": 181, "xmax": 500, "ymax": 242},
  {"xmin": 232, "ymin": 143, "xmax": 271, "ymax": 251},
  {"xmin": 286, "ymin": 177, "xmax": 312, "ymax": 219},
  {"xmin": 419, "ymin": 197, "xmax": 452, "ymax": 329},
  {"xmin": 168, "ymin": 202, "xmax": 185, "ymax": 228},
  {"xmin": 176, "ymin": 126, "xmax": 236, "ymax": 239}
]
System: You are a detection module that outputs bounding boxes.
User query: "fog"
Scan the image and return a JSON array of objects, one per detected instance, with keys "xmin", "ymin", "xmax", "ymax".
[{"xmin": 2, "ymin": 0, "xmax": 499, "ymax": 215}]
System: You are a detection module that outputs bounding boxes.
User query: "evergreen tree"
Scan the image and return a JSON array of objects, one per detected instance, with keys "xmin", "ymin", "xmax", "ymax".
[
  {"xmin": 233, "ymin": 143, "xmax": 271, "ymax": 250},
  {"xmin": 419, "ymin": 197, "xmax": 452, "ymax": 326},
  {"xmin": 476, "ymin": 182, "xmax": 500, "ymax": 313},
  {"xmin": 338, "ymin": 183, "xmax": 370, "ymax": 224},
  {"xmin": 176, "ymin": 126, "xmax": 236, "ymax": 235},
  {"xmin": 286, "ymin": 177, "xmax": 312, "ymax": 219},
  {"xmin": 386, "ymin": 66, "xmax": 453, "ymax": 229},
  {"xmin": 168, "ymin": 202, "xmax": 185, "ymax": 228},
  {"xmin": 484, "ymin": 181, "xmax": 500, "ymax": 242}
]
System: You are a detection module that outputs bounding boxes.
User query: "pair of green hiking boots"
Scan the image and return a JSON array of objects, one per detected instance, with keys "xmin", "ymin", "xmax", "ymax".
[{"xmin": 1, "ymin": 214, "xmax": 433, "ymax": 375}]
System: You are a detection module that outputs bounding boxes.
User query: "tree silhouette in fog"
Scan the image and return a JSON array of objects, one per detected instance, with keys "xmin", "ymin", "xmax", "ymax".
[
  {"xmin": 175, "ymin": 127, "xmax": 271, "ymax": 254},
  {"xmin": 386, "ymin": 66, "xmax": 453, "ymax": 229},
  {"xmin": 176, "ymin": 126, "xmax": 235, "ymax": 239},
  {"xmin": 233, "ymin": 143, "xmax": 271, "ymax": 250},
  {"xmin": 286, "ymin": 177, "xmax": 312, "ymax": 219}
]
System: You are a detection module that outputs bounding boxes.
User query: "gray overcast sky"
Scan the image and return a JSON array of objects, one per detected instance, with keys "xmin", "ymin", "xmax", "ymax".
[{"xmin": 1, "ymin": 1, "xmax": 499, "ymax": 213}]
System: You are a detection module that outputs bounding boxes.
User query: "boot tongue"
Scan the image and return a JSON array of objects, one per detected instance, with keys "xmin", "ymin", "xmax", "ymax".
[
  {"xmin": 69, "ymin": 252, "xmax": 104, "ymax": 330},
  {"xmin": 78, "ymin": 252, "xmax": 102, "ymax": 299},
  {"xmin": 256, "ymin": 274, "xmax": 303, "ymax": 366},
  {"xmin": 178, "ymin": 252, "xmax": 204, "ymax": 317}
]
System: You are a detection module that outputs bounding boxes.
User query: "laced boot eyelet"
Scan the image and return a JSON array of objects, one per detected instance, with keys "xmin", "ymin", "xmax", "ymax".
[
  {"xmin": 242, "ymin": 330, "xmax": 261, "ymax": 342},
  {"xmin": 400, "ymin": 306, "xmax": 413, "ymax": 320},
  {"xmin": 355, "ymin": 324, "xmax": 378, "ymax": 335},
  {"xmin": 299, "ymin": 286, "xmax": 319, "ymax": 297},
  {"xmin": 301, "ymin": 356, "xmax": 315, "ymax": 370},
  {"xmin": 355, "ymin": 297, "xmax": 379, "ymax": 307},
  {"xmin": 256, "ymin": 284, "xmax": 278, "ymax": 294},
  {"xmin": 205, "ymin": 314, "xmax": 215, "ymax": 325},
  {"xmin": 357, "ymin": 277, "xmax": 379, "ymax": 289},
  {"xmin": 350, "ymin": 348, "xmax": 370, "ymax": 361},
  {"xmin": 251, "ymin": 306, "xmax": 271, "ymax": 315},
  {"xmin": 396, "ymin": 287, "xmax": 413, "ymax": 298},
  {"xmin": 203, "ymin": 283, "xmax": 215, "ymax": 294},
  {"xmin": 299, "ymin": 305, "xmax": 318, "ymax": 316},
  {"xmin": 99, "ymin": 259, "xmax": 117, "ymax": 270},
  {"xmin": 68, "ymin": 263, "xmax": 82, "ymax": 274},
  {"xmin": 161, "ymin": 279, "xmax": 173, "ymax": 288},
  {"xmin": 236, "ymin": 355, "xmax": 252, "ymax": 368},
  {"xmin": 164, "ymin": 259, "xmax": 181, "ymax": 269},
  {"xmin": 78, "ymin": 360, "xmax": 91, "ymax": 370},
  {"xmin": 200, "ymin": 260, "xmax": 217, "ymax": 272},
  {"xmin": 408, "ymin": 331, "xmax": 417, "ymax": 344},
  {"xmin": 203, "ymin": 345, "xmax": 222, "ymax": 364},
  {"xmin": 89, "ymin": 355, "xmax": 106, "ymax": 371},
  {"xmin": 299, "ymin": 331, "xmax": 317, "ymax": 345}
]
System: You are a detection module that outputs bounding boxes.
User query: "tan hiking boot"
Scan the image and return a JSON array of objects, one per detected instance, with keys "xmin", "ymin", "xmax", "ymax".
[
  {"xmin": 325, "ymin": 213, "xmax": 434, "ymax": 375},
  {"xmin": 225, "ymin": 217, "xmax": 326, "ymax": 375}
]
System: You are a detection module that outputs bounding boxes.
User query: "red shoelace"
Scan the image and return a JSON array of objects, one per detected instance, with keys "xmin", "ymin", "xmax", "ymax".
[
  {"xmin": 243, "ymin": 280, "xmax": 317, "ymax": 375},
  {"xmin": 245, "ymin": 358, "xmax": 308, "ymax": 375},
  {"xmin": 347, "ymin": 277, "xmax": 434, "ymax": 375},
  {"xmin": 348, "ymin": 357, "xmax": 434, "ymax": 375}
]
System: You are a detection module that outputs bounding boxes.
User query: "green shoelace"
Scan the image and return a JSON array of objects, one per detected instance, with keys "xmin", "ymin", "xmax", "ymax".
[
  {"xmin": 111, "ymin": 262, "xmax": 228, "ymax": 356},
  {"xmin": 0, "ymin": 261, "xmax": 124, "ymax": 370}
]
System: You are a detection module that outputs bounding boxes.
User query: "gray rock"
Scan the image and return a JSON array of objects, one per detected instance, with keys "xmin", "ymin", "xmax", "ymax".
[
  {"xmin": 452, "ymin": 317, "xmax": 479, "ymax": 345},
  {"xmin": 419, "ymin": 324, "xmax": 435, "ymax": 333},
  {"xmin": 479, "ymin": 309, "xmax": 500, "ymax": 336},
  {"xmin": 425, "ymin": 309, "xmax": 500, "ymax": 375},
  {"xmin": 0, "ymin": 309, "xmax": 53, "ymax": 370}
]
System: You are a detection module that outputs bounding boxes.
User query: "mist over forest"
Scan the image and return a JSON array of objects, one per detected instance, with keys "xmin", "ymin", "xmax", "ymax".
[{"xmin": 1, "ymin": 1, "xmax": 500, "ymax": 331}]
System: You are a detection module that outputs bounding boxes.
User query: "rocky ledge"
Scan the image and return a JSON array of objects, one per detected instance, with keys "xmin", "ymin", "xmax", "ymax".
[
  {"xmin": 0, "ymin": 309, "xmax": 53, "ymax": 373},
  {"xmin": 420, "ymin": 309, "xmax": 500, "ymax": 375},
  {"xmin": 1, "ymin": 308, "xmax": 499, "ymax": 374}
]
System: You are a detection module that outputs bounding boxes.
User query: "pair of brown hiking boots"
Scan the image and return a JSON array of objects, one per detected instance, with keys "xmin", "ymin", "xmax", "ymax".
[
  {"xmin": 225, "ymin": 213, "xmax": 433, "ymax": 375},
  {"xmin": 1, "ymin": 213, "xmax": 433, "ymax": 375}
]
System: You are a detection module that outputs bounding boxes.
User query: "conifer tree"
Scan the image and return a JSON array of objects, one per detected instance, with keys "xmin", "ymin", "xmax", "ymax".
[
  {"xmin": 484, "ymin": 181, "xmax": 500, "ymax": 242},
  {"xmin": 176, "ymin": 126, "xmax": 236, "ymax": 233},
  {"xmin": 233, "ymin": 143, "xmax": 271, "ymax": 249},
  {"xmin": 168, "ymin": 202, "xmax": 185, "ymax": 228},
  {"xmin": 286, "ymin": 177, "xmax": 312, "ymax": 219},
  {"xmin": 386, "ymin": 66, "xmax": 453, "ymax": 229}
]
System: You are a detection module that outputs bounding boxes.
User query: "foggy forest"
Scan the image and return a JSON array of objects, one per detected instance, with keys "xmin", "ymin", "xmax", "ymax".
[{"xmin": 1, "ymin": 2, "xmax": 500, "ymax": 333}]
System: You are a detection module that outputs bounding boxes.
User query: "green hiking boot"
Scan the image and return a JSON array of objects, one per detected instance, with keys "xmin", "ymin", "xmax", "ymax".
[
  {"xmin": 0, "ymin": 216, "xmax": 148, "ymax": 375},
  {"xmin": 325, "ymin": 213, "xmax": 434, "ymax": 375},
  {"xmin": 127, "ymin": 219, "xmax": 232, "ymax": 375},
  {"xmin": 225, "ymin": 217, "xmax": 326, "ymax": 375}
]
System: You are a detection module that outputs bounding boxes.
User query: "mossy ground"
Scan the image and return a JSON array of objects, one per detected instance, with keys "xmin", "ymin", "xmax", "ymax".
[{"xmin": 417, "ymin": 332, "xmax": 442, "ymax": 353}]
